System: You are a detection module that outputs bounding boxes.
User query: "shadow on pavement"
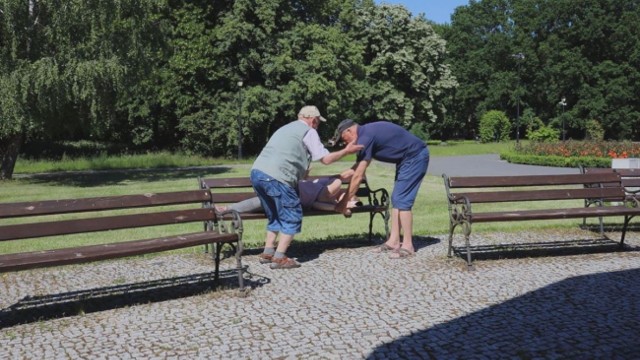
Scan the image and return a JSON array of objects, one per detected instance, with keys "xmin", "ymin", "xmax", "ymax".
[
  {"xmin": 453, "ymin": 237, "xmax": 634, "ymax": 263},
  {"xmin": 0, "ymin": 268, "xmax": 263, "ymax": 329},
  {"xmin": 367, "ymin": 268, "xmax": 640, "ymax": 359},
  {"xmin": 248, "ymin": 234, "xmax": 441, "ymax": 264}
]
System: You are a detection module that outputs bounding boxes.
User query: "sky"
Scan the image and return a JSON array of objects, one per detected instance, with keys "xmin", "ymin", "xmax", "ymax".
[{"xmin": 375, "ymin": 0, "xmax": 470, "ymax": 24}]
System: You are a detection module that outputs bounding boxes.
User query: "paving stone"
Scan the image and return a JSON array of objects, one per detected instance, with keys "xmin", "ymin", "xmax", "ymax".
[{"xmin": 0, "ymin": 229, "xmax": 639, "ymax": 359}]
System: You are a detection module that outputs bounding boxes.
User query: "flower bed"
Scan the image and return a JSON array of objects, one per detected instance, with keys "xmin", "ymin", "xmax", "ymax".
[{"xmin": 501, "ymin": 140, "xmax": 640, "ymax": 168}]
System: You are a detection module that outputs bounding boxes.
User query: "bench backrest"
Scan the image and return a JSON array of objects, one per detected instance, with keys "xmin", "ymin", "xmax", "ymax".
[
  {"xmin": 444, "ymin": 173, "xmax": 627, "ymax": 204},
  {"xmin": 581, "ymin": 166, "xmax": 640, "ymax": 192},
  {"xmin": 200, "ymin": 176, "xmax": 375, "ymax": 204},
  {"xmin": 0, "ymin": 189, "xmax": 215, "ymax": 241}
]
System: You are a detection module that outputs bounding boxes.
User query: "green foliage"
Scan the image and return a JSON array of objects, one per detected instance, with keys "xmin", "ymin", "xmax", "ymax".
[
  {"xmin": 478, "ymin": 110, "xmax": 511, "ymax": 143},
  {"xmin": 527, "ymin": 126, "xmax": 560, "ymax": 142},
  {"xmin": 7, "ymin": 0, "xmax": 640, "ymax": 180},
  {"xmin": 501, "ymin": 151, "xmax": 609, "ymax": 168},
  {"xmin": 0, "ymin": 0, "xmax": 170, "ymax": 178},
  {"xmin": 353, "ymin": 4, "xmax": 457, "ymax": 133},
  {"xmin": 443, "ymin": 0, "xmax": 640, "ymax": 142},
  {"xmin": 409, "ymin": 123, "xmax": 430, "ymax": 141},
  {"xmin": 585, "ymin": 119, "xmax": 605, "ymax": 141}
]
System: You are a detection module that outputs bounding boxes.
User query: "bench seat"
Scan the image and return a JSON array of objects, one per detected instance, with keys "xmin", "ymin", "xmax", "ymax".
[{"xmin": 0, "ymin": 231, "xmax": 239, "ymax": 272}]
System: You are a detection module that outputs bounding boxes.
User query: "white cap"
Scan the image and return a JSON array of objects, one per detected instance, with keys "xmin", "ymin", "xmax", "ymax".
[{"xmin": 298, "ymin": 105, "xmax": 327, "ymax": 122}]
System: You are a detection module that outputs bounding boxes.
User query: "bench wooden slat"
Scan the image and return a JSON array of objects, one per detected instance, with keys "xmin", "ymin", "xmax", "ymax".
[
  {"xmin": 471, "ymin": 206, "xmax": 640, "ymax": 223},
  {"xmin": 448, "ymin": 173, "xmax": 621, "ymax": 188},
  {"xmin": 215, "ymin": 204, "xmax": 388, "ymax": 220},
  {"xmin": 0, "ymin": 208, "xmax": 216, "ymax": 241},
  {"xmin": 616, "ymin": 169, "xmax": 640, "ymax": 177},
  {"xmin": 211, "ymin": 192, "xmax": 257, "ymax": 203},
  {"xmin": 0, "ymin": 231, "xmax": 238, "ymax": 272},
  {"xmin": 0, "ymin": 190, "xmax": 212, "ymax": 219},
  {"xmin": 201, "ymin": 176, "xmax": 373, "ymax": 189},
  {"xmin": 201, "ymin": 177, "xmax": 253, "ymax": 188},
  {"xmin": 452, "ymin": 187, "xmax": 627, "ymax": 203},
  {"xmin": 582, "ymin": 167, "xmax": 640, "ymax": 194}
]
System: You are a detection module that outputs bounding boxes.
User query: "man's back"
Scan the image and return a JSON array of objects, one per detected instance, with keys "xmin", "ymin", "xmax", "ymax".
[{"xmin": 357, "ymin": 121, "xmax": 427, "ymax": 164}]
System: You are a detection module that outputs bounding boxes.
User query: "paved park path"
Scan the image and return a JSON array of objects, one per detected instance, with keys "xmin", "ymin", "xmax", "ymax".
[{"xmin": 2, "ymin": 156, "xmax": 639, "ymax": 359}]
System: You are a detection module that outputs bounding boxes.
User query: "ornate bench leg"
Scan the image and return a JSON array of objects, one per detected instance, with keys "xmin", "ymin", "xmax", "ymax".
[
  {"xmin": 234, "ymin": 243, "xmax": 245, "ymax": 291},
  {"xmin": 447, "ymin": 225, "xmax": 455, "ymax": 258},
  {"xmin": 213, "ymin": 242, "xmax": 222, "ymax": 282},
  {"xmin": 462, "ymin": 222, "xmax": 475, "ymax": 271}
]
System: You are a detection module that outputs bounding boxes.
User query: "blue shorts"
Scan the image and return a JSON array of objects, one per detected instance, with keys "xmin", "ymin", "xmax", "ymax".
[
  {"xmin": 250, "ymin": 169, "xmax": 302, "ymax": 235},
  {"xmin": 392, "ymin": 147, "xmax": 429, "ymax": 210}
]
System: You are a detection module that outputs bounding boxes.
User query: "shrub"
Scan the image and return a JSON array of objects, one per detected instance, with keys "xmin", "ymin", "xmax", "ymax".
[
  {"xmin": 585, "ymin": 119, "xmax": 605, "ymax": 141},
  {"xmin": 527, "ymin": 126, "xmax": 560, "ymax": 142},
  {"xmin": 409, "ymin": 123, "xmax": 430, "ymax": 141},
  {"xmin": 478, "ymin": 110, "xmax": 511, "ymax": 143}
]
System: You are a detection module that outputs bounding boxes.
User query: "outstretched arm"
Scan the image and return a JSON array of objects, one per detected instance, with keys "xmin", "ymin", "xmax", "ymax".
[
  {"xmin": 335, "ymin": 160, "xmax": 369, "ymax": 216},
  {"xmin": 320, "ymin": 141, "xmax": 363, "ymax": 165}
]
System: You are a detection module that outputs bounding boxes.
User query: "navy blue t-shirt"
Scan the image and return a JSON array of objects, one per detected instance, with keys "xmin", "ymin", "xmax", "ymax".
[{"xmin": 356, "ymin": 121, "xmax": 427, "ymax": 164}]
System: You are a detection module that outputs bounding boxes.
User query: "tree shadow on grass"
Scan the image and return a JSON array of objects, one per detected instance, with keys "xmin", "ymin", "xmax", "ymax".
[
  {"xmin": 17, "ymin": 166, "xmax": 235, "ymax": 187},
  {"xmin": 366, "ymin": 268, "xmax": 640, "ymax": 359},
  {"xmin": 0, "ymin": 267, "xmax": 267, "ymax": 329}
]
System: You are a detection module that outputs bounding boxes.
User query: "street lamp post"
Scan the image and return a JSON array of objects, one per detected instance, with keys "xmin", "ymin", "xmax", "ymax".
[
  {"xmin": 511, "ymin": 53, "xmax": 525, "ymax": 145},
  {"xmin": 559, "ymin": 97, "xmax": 567, "ymax": 141},
  {"xmin": 237, "ymin": 80, "xmax": 243, "ymax": 159}
]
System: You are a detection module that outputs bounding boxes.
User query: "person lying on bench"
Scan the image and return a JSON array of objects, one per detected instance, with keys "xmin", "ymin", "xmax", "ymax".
[{"xmin": 216, "ymin": 170, "xmax": 362, "ymax": 213}]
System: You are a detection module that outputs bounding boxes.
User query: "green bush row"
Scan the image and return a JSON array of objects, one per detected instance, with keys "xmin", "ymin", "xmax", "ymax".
[{"xmin": 500, "ymin": 151, "xmax": 612, "ymax": 168}]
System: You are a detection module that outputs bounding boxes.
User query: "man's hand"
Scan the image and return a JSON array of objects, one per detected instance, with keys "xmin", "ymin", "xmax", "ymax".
[
  {"xmin": 344, "ymin": 141, "xmax": 363, "ymax": 154},
  {"xmin": 335, "ymin": 200, "xmax": 352, "ymax": 218}
]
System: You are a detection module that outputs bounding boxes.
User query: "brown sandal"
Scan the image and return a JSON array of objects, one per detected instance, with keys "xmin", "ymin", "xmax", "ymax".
[
  {"xmin": 389, "ymin": 248, "xmax": 415, "ymax": 259},
  {"xmin": 259, "ymin": 253, "xmax": 273, "ymax": 264},
  {"xmin": 372, "ymin": 244, "xmax": 397, "ymax": 253},
  {"xmin": 270, "ymin": 256, "xmax": 301, "ymax": 269}
]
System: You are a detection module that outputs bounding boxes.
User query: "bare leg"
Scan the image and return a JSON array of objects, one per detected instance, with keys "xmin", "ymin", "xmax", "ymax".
[
  {"xmin": 264, "ymin": 230, "xmax": 278, "ymax": 249},
  {"xmin": 399, "ymin": 210, "xmax": 414, "ymax": 251},
  {"xmin": 373, "ymin": 208, "xmax": 401, "ymax": 252},
  {"xmin": 390, "ymin": 210, "xmax": 414, "ymax": 257},
  {"xmin": 275, "ymin": 233, "xmax": 294, "ymax": 254},
  {"xmin": 312, "ymin": 201, "xmax": 337, "ymax": 211}
]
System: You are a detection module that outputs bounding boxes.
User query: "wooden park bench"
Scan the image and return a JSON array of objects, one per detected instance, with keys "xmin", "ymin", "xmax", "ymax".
[
  {"xmin": 0, "ymin": 189, "xmax": 245, "ymax": 290},
  {"xmin": 580, "ymin": 166, "xmax": 640, "ymax": 232},
  {"xmin": 443, "ymin": 172, "xmax": 640, "ymax": 269},
  {"xmin": 580, "ymin": 166, "xmax": 640, "ymax": 195},
  {"xmin": 199, "ymin": 175, "xmax": 390, "ymax": 242}
]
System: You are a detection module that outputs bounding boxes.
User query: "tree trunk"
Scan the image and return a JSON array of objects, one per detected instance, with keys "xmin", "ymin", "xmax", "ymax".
[{"xmin": 0, "ymin": 133, "xmax": 23, "ymax": 180}]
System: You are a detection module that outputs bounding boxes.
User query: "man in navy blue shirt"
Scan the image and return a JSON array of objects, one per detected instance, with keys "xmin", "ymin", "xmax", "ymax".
[{"xmin": 332, "ymin": 119, "xmax": 430, "ymax": 258}]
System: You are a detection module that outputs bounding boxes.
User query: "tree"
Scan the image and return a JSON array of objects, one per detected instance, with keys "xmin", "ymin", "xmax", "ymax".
[
  {"xmin": 166, "ymin": 0, "xmax": 368, "ymax": 156},
  {"xmin": 443, "ymin": 0, "xmax": 640, "ymax": 141},
  {"xmin": 0, "ymin": 0, "xmax": 169, "ymax": 179},
  {"xmin": 351, "ymin": 4, "xmax": 457, "ymax": 136}
]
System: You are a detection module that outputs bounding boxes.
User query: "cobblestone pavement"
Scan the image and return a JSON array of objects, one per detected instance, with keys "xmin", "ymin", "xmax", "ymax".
[{"xmin": 1, "ymin": 229, "xmax": 639, "ymax": 359}]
